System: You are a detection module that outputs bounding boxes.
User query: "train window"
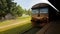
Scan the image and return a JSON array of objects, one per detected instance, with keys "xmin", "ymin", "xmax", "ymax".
[
  {"xmin": 40, "ymin": 8, "xmax": 48, "ymax": 13},
  {"xmin": 32, "ymin": 9, "xmax": 39, "ymax": 14}
]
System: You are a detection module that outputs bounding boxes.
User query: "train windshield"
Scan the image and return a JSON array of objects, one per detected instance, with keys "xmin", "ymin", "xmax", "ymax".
[
  {"xmin": 32, "ymin": 9, "xmax": 39, "ymax": 14},
  {"xmin": 32, "ymin": 8, "xmax": 48, "ymax": 14},
  {"xmin": 40, "ymin": 8, "xmax": 48, "ymax": 13}
]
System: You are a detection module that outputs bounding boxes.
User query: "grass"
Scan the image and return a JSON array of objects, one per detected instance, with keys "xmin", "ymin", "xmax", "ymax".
[
  {"xmin": 0, "ymin": 16, "xmax": 32, "ymax": 34},
  {"xmin": 0, "ymin": 16, "xmax": 30, "ymax": 26},
  {"xmin": 0, "ymin": 22, "xmax": 32, "ymax": 34}
]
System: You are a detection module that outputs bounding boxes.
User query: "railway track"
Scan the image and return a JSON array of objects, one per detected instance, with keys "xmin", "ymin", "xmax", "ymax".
[
  {"xmin": 20, "ymin": 27, "xmax": 41, "ymax": 34},
  {"xmin": 20, "ymin": 21, "xmax": 59, "ymax": 34}
]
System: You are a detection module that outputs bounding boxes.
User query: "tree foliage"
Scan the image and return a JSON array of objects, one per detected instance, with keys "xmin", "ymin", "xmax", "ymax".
[
  {"xmin": 16, "ymin": 5, "xmax": 24, "ymax": 16},
  {"xmin": 24, "ymin": 9, "xmax": 31, "ymax": 16},
  {"xmin": 0, "ymin": 0, "xmax": 31, "ymax": 19}
]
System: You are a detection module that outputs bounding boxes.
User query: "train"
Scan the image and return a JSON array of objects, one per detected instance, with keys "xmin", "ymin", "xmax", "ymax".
[{"xmin": 31, "ymin": 3, "xmax": 59, "ymax": 27}]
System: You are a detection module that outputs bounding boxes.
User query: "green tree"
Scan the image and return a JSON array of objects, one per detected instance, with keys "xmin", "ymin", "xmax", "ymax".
[
  {"xmin": 16, "ymin": 5, "xmax": 24, "ymax": 16},
  {"xmin": 0, "ymin": 0, "xmax": 8, "ymax": 19},
  {"xmin": 0, "ymin": 0, "xmax": 17, "ymax": 19},
  {"xmin": 0, "ymin": 0, "xmax": 30, "ymax": 20},
  {"xmin": 27, "ymin": 9, "xmax": 31, "ymax": 16},
  {"xmin": 24, "ymin": 9, "xmax": 31, "ymax": 16}
]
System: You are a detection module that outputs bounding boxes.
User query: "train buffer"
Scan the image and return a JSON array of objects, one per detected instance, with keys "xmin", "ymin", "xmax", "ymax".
[{"xmin": 36, "ymin": 21, "xmax": 60, "ymax": 34}]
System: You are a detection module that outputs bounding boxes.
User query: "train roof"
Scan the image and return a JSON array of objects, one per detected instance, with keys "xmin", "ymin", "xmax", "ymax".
[{"xmin": 32, "ymin": 3, "xmax": 49, "ymax": 9}]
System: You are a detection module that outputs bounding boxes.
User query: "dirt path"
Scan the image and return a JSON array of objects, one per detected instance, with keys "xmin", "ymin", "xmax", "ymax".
[
  {"xmin": 0, "ymin": 20, "xmax": 29, "ymax": 28},
  {"xmin": 0, "ymin": 18, "xmax": 30, "ymax": 32}
]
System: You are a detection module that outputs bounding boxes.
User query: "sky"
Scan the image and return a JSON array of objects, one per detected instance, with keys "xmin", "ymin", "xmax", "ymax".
[
  {"xmin": 13, "ymin": 0, "xmax": 59, "ymax": 12},
  {"xmin": 14, "ymin": 0, "xmax": 48, "ymax": 9}
]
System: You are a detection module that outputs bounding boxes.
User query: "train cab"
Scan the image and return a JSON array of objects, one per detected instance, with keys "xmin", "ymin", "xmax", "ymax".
[
  {"xmin": 31, "ymin": 3, "xmax": 60, "ymax": 27},
  {"xmin": 31, "ymin": 3, "xmax": 49, "ymax": 27}
]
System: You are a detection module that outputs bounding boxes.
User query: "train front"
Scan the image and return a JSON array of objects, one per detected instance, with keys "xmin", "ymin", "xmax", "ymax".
[{"xmin": 31, "ymin": 3, "xmax": 49, "ymax": 27}]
